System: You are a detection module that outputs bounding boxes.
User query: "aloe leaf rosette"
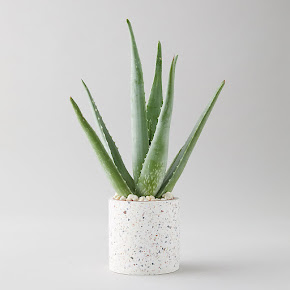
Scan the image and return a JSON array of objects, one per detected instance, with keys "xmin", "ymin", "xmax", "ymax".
[{"xmin": 70, "ymin": 20, "xmax": 225, "ymax": 198}]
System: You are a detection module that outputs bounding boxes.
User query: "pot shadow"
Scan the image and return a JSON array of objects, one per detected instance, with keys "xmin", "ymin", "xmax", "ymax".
[{"xmin": 175, "ymin": 261, "xmax": 244, "ymax": 276}]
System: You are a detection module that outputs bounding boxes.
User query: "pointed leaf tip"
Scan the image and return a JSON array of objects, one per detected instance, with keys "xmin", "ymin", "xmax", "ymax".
[{"xmin": 157, "ymin": 42, "xmax": 162, "ymax": 56}]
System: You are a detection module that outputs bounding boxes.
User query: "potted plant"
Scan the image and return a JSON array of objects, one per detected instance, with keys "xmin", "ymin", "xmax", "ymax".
[{"xmin": 70, "ymin": 19, "xmax": 225, "ymax": 275}]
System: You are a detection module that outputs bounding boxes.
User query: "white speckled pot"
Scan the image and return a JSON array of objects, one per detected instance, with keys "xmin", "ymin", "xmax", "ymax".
[{"xmin": 109, "ymin": 198, "xmax": 180, "ymax": 275}]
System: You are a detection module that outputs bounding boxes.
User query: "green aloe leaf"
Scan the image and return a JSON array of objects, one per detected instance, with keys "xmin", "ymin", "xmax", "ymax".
[
  {"xmin": 70, "ymin": 97, "xmax": 134, "ymax": 197},
  {"xmin": 147, "ymin": 41, "xmax": 163, "ymax": 144},
  {"xmin": 81, "ymin": 80, "xmax": 135, "ymax": 192},
  {"xmin": 156, "ymin": 80, "xmax": 225, "ymax": 197},
  {"xmin": 137, "ymin": 56, "xmax": 178, "ymax": 196},
  {"xmin": 127, "ymin": 19, "xmax": 149, "ymax": 184}
]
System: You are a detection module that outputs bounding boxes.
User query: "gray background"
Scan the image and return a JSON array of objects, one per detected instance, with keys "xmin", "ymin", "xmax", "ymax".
[{"xmin": 0, "ymin": 0, "xmax": 289, "ymax": 289}]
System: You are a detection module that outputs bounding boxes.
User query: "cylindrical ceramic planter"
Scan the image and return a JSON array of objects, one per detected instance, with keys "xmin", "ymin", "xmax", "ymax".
[{"xmin": 109, "ymin": 198, "xmax": 180, "ymax": 275}]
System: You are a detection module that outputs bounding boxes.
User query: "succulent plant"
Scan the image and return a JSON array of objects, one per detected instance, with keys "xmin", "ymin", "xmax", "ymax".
[{"xmin": 70, "ymin": 19, "xmax": 225, "ymax": 198}]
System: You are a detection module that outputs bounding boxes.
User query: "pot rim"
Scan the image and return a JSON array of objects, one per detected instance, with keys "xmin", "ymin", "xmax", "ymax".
[{"xmin": 109, "ymin": 197, "xmax": 179, "ymax": 203}]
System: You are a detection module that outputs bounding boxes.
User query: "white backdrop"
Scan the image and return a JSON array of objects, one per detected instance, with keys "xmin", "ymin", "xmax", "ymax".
[{"xmin": 0, "ymin": 0, "xmax": 289, "ymax": 289}]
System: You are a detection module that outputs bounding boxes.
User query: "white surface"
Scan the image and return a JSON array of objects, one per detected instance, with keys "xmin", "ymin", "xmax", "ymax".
[
  {"xmin": 1, "ymin": 217, "xmax": 289, "ymax": 289},
  {"xmin": 0, "ymin": 0, "xmax": 290, "ymax": 288},
  {"xmin": 109, "ymin": 199, "xmax": 180, "ymax": 275}
]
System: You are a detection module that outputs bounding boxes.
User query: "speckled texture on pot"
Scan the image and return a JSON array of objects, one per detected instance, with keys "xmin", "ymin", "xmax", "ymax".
[{"xmin": 109, "ymin": 198, "xmax": 180, "ymax": 275}]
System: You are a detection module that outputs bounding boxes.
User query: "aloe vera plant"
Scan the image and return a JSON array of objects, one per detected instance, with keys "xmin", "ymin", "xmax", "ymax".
[{"xmin": 70, "ymin": 20, "xmax": 225, "ymax": 198}]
